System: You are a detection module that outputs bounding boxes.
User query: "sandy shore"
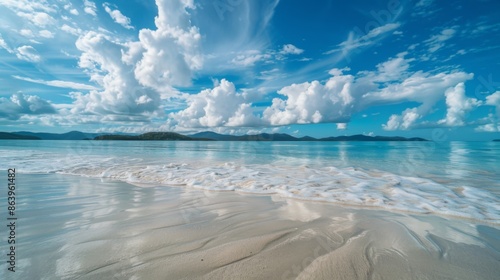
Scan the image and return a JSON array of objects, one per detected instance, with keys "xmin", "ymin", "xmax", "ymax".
[{"xmin": 2, "ymin": 174, "xmax": 499, "ymax": 279}]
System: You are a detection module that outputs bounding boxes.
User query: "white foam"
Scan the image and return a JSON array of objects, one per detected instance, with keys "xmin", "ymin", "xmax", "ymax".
[{"xmin": 2, "ymin": 150, "xmax": 499, "ymax": 224}]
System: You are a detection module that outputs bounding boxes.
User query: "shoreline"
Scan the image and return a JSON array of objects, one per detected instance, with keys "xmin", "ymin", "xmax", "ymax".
[
  {"xmin": 2, "ymin": 173, "xmax": 499, "ymax": 279},
  {"xmin": 21, "ymin": 170, "xmax": 500, "ymax": 227}
]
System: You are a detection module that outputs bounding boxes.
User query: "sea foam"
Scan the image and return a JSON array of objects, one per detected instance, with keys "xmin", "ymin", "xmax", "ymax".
[{"xmin": 3, "ymin": 148, "xmax": 499, "ymax": 224}]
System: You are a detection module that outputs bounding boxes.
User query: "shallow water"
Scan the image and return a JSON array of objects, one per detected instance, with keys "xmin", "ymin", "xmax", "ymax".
[
  {"xmin": 0, "ymin": 174, "xmax": 498, "ymax": 279},
  {"xmin": 1, "ymin": 140, "xmax": 499, "ymax": 223}
]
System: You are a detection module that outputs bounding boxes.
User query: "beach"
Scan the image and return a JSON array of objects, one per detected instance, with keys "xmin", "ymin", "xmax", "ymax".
[{"xmin": 2, "ymin": 173, "xmax": 499, "ymax": 279}]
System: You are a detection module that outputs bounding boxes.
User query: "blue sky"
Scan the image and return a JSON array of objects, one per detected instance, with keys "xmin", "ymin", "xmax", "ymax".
[{"xmin": 1, "ymin": 0, "xmax": 500, "ymax": 140}]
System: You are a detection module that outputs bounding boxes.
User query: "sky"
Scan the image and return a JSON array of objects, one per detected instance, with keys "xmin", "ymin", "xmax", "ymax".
[{"xmin": 1, "ymin": 0, "xmax": 500, "ymax": 140}]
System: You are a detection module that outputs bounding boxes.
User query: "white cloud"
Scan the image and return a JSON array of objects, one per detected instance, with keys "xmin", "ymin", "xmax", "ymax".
[
  {"xmin": 63, "ymin": 3, "xmax": 79, "ymax": 15},
  {"xmin": 412, "ymin": 0, "xmax": 437, "ymax": 17},
  {"xmin": 475, "ymin": 123, "xmax": 500, "ymax": 132},
  {"xmin": 485, "ymin": 91, "xmax": 500, "ymax": 115},
  {"xmin": 61, "ymin": 24, "xmax": 82, "ymax": 36},
  {"xmin": 337, "ymin": 123, "xmax": 347, "ymax": 130},
  {"xmin": 383, "ymin": 108, "xmax": 421, "ymax": 130},
  {"xmin": 17, "ymin": 11, "xmax": 55, "ymax": 27},
  {"xmin": 263, "ymin": 73, "xmax": 355, "ymax": 125},
  {"xmin": 231, "ymin": 50, "xmax": 271, "ymax": 66},
  {"xmin": 263, "ymin": 54, "xmax": 473, "ymax": 129},
  {"xmin": 280, "ymin": 44, "xmax": 304, "ymax": 55},
  {"xmin": 438, "ymin": 83, "xmax": 481, "ymax": 126},
  {"xmin": 478, "ymin": 91, "xmax": 500, "ymax": 131},
  {"xmin": 19, "ymin": 29, "xmax": 34, "ymax": 37},
  {"xmin": 327, "ymin": 23, "xmax": 401, "ymax": 56},
  {"xmin": 73, "ymin": 31, "xmax": 160, "ymax": 115},
  {"xmin": 0, "ymin": 35, "xmax": 13, "ymax": 53},
  {"xmin": 133, "ymin": 0, "xmax": 202, "ymax": 89},
  {"xmin": 231, "ymin": 44, "xmax": 304, "ymax": 66},
  {"xmin": 16, "ymin": 45, "xmax": 41, "ymax": 62},
  {"xmin": 12, "ymin": 75, "xmax": 99, "ymax": 90},
  {"xmin": 0, "ymin": 0, "xmax": 55, "ymax": 13},
  {"xmin": 257, "ymin": 68, "xmax": 282, "ymax": 81},
  {"xmin": 66, "ymin": 0, "xmax": 206, "ymax": 120},
  {"xmin": 84, "ymin": 0, "xmax": 97, "ymax": 16},
  {"xmin": 169, "ymin": 79, "xmax": 260, "ymax": 128},
  {"xmin": 0, "ymin": 93, "xmax": 56, "ymax": 120},
  {"xmin": 39, "ymin": 30, "xmax": 54, "ymax": 38},
  {"xmin": 369, "ymin": 52, "xmax": 412, "ymax": 82},
  {"xmin": 363, "ymin": 70, "xmax": 473, "ymax": 107},
  {"xmin": 103, "ymin": 3, "xmax": 133, "ymax": 30},
  {"xmin": 425, "ymin": 27, "xmax": 457, "ymax": 53}
]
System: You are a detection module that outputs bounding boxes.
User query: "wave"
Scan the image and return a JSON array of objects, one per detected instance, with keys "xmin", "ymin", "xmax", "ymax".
[{"xmin": 3, "ymin": 149, "xmax": 499, "ymax": 224}]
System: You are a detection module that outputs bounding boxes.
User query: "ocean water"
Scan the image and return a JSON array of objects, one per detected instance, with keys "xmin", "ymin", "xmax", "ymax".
[{"xmin": 1, "ymin": 140, "xmax": 499, "ymax": 223}]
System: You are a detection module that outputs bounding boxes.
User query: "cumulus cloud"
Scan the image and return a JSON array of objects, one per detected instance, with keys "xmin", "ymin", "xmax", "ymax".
[
  {"xmin": 0, "ymin": 0, "xmax": 55, "ymax": 13},
  {"xmin": 262, "ymin": 54, "xmax": 473, "ymax": 129},
  {"xmin": 337, "ymin": 123, "xmax": 347, "ymax": 130},
  {"xmin": 63, "ymin": 3, "xmax": 79, "ymax": 16},
  {"xmin": 383, "ymin": 108, "xmax": 421, "ymax": 130},
  {"xmin": 84, "ymin": 0, "xmax": 97, "ymax": 16},
  {"xmin": 167, "ymin": 54, "xmax": 475, "ymax": 130},
  {"xmin": 438, "ymin": 83, "xmax": 481, "ymax": 126},
  {"xmin": 475, "ymin": 91, "xmax": 500, "ymax": 132},
  {"xmin": 17, "ymin": 11, "xmax": 55, "ymax": 27},
  {"xmin": 73, "ymin": 31, "xmax": 159, "ymax": 115},
  {"xmin": 19, "ymin": 29, "xmax": 34, "ymax": 37},
  {"xmin": 0, "ymin": 93, "xmax": 56, "ymax": 120},
  {"xmin": 39, "ymin": 30, "xmax": 54, "ymax": 38},
  {"xmin": 169, "ymin": 79, "xmax": 260, "ymax": 128},
  {"xmin": 61, "ymin": 24, "xmax": 82, "ymax": 36},
  {"xmin": 103, "ymin": 3, "xmax": 133, "ymax": 29},
  {"xmin": 263, "ymin": 72, "xmax": 355, "ymax": 125},
  {"xmin": 381, "ymin": 74, "xmax": 478, "ymax": 130},
  {"xmin": 280, "ymin": 44, "xmax": 304, "ymax": 55},
  {"xmin": 16, "ymin": 45, "xmax": 41, "ymax": 62},
  {"xmin": 485, "ymin": 91, "xmax": 500, "ymax": 115},
  {"xmin": 475, "ymin": 123, "xmax": 500, "ymax": 132},
  {"xmin": 133, "ymin": 0, "xmax": 202, "ymax": 90},
  {"xmin": 61, "ymin": 0, "xmax": 208, "ymax": 121}
]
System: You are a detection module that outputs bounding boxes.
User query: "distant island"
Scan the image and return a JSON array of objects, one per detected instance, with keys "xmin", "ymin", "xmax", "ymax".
[
  {"xmin": 95, "ymin": 132, "xmax": 200, "ymax": 141},
  {"xmin": 1, "ymin": 130, "xmax": 430, "ymax": 141},
  {"xmin": 0, "ymin": 132, "xmax": 40, "ymax": 140},
  {"xmin": 6, "ymin": 131, "xmax": 101, "ymax": 140},
  {"xmin": 95, "ymin": 131, "xmax": 428, "ymax": 141}
]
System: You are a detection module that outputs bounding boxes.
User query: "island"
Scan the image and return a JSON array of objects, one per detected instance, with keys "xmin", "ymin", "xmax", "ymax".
[
  {"xmin": 0, "ymin": 132, "xmax": 40, "ymax": 140},
  {"xmin": 94, "ymin": 132, "xmax": 201, "ymax": 141},
  {"xmin": 1, "ymin": 130, "xmax": 430, "ymax": 141},
  {"xmin": 93, "ymin": 131, "xmax": 428, "ymax": 141}
]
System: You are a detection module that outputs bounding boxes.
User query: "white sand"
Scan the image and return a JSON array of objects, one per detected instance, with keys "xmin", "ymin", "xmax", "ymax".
[{"xmin": 4, "ymin": 174, "xmax": 500, "ymax": 279}]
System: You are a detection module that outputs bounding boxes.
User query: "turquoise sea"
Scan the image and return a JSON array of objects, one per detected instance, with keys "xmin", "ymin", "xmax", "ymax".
[{"xmin": 1, "ymin": 140, "xmax": 499, "ymax": 224}]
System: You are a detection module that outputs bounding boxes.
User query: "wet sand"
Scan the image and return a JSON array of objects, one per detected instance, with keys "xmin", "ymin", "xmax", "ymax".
[{"xmin": 2, "ymin": 173, "xmax": 499, "ymax": 279}]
